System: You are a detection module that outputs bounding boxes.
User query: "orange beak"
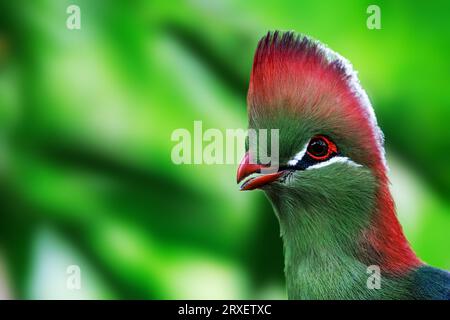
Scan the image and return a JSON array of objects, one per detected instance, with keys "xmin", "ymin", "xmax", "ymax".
[{"xmin": 237, "ymin": 152, "xmax": 286, "ymax": 191}]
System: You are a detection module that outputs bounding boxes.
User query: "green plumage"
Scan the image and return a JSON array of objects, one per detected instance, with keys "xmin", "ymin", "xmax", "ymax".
[
  {"xmin": 266, "ymin": 162, "xmax": 377, "ymax": 299},
  {"xmin": 255, "ymin": 114, "xmax": 449, "ymax": 300},
  {"xmin": 243, "ymin": 31, "xmax": 450, "ymax": 299}
]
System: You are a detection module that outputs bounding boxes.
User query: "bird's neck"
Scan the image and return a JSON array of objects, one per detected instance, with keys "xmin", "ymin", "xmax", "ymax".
[{"xmin": 268, "ymin": 180, "xmax": 421, "ymax": 299}]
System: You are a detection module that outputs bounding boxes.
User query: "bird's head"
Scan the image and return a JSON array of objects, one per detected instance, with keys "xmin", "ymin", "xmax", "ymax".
[
  {"xmin": 237, "ymin": 31, "xmax": 388, "ymax": 225},
  {"xmin": 236, "ymin": 32, "xmax": 421, "ymax": 278}
]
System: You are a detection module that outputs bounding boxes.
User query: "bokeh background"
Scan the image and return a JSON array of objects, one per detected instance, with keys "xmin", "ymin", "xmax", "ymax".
[{"xmin": 0, "ymin": 0, "xmax": 449, "ymax": 299}]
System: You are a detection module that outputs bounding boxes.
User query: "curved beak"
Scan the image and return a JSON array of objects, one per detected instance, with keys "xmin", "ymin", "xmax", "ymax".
[{"xmin": 237, "ymin": 152, "xmax": 286, "ymax": 191}]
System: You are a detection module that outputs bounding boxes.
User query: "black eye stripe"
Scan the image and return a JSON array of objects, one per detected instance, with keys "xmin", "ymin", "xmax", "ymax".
[{"xmin": 283, "ymin": 151, "xmax": 341, "ymax": 171}]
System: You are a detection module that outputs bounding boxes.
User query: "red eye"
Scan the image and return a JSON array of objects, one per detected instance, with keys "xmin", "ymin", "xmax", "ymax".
[{"xmin": 306, "ymin": 135, "xmax": 337, "ymax": 161}]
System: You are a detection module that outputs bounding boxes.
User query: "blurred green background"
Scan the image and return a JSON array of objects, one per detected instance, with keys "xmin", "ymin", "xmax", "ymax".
[{"xmin": 0, "ymin": 0, "xmax": 449, "ymax": 299}]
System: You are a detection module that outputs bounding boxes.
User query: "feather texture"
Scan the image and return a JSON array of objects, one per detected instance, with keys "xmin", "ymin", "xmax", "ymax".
[{"xmin": 245, "ymin": 31, "xmax": 449, "ymax": 299}]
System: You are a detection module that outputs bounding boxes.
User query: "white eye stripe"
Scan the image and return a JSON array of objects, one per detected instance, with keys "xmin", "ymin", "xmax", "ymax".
[
  {"xmin": 287, "ymin": 144, "xmax": 308, "ymax": 166},
  {"xmin": 306, "ymin": 156, "xmax": 362, "ymax": 170}
]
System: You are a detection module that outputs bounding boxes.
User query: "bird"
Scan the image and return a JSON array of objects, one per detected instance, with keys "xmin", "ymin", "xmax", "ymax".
[{"xmin": 236, "ymin": 31, "xmax": 450, "ymax": 300}]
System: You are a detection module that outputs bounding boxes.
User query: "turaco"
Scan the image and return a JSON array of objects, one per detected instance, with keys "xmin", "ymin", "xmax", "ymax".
[{"xmin": 237, "ymin": 31, "xmax": 450, "ymax": 300}]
